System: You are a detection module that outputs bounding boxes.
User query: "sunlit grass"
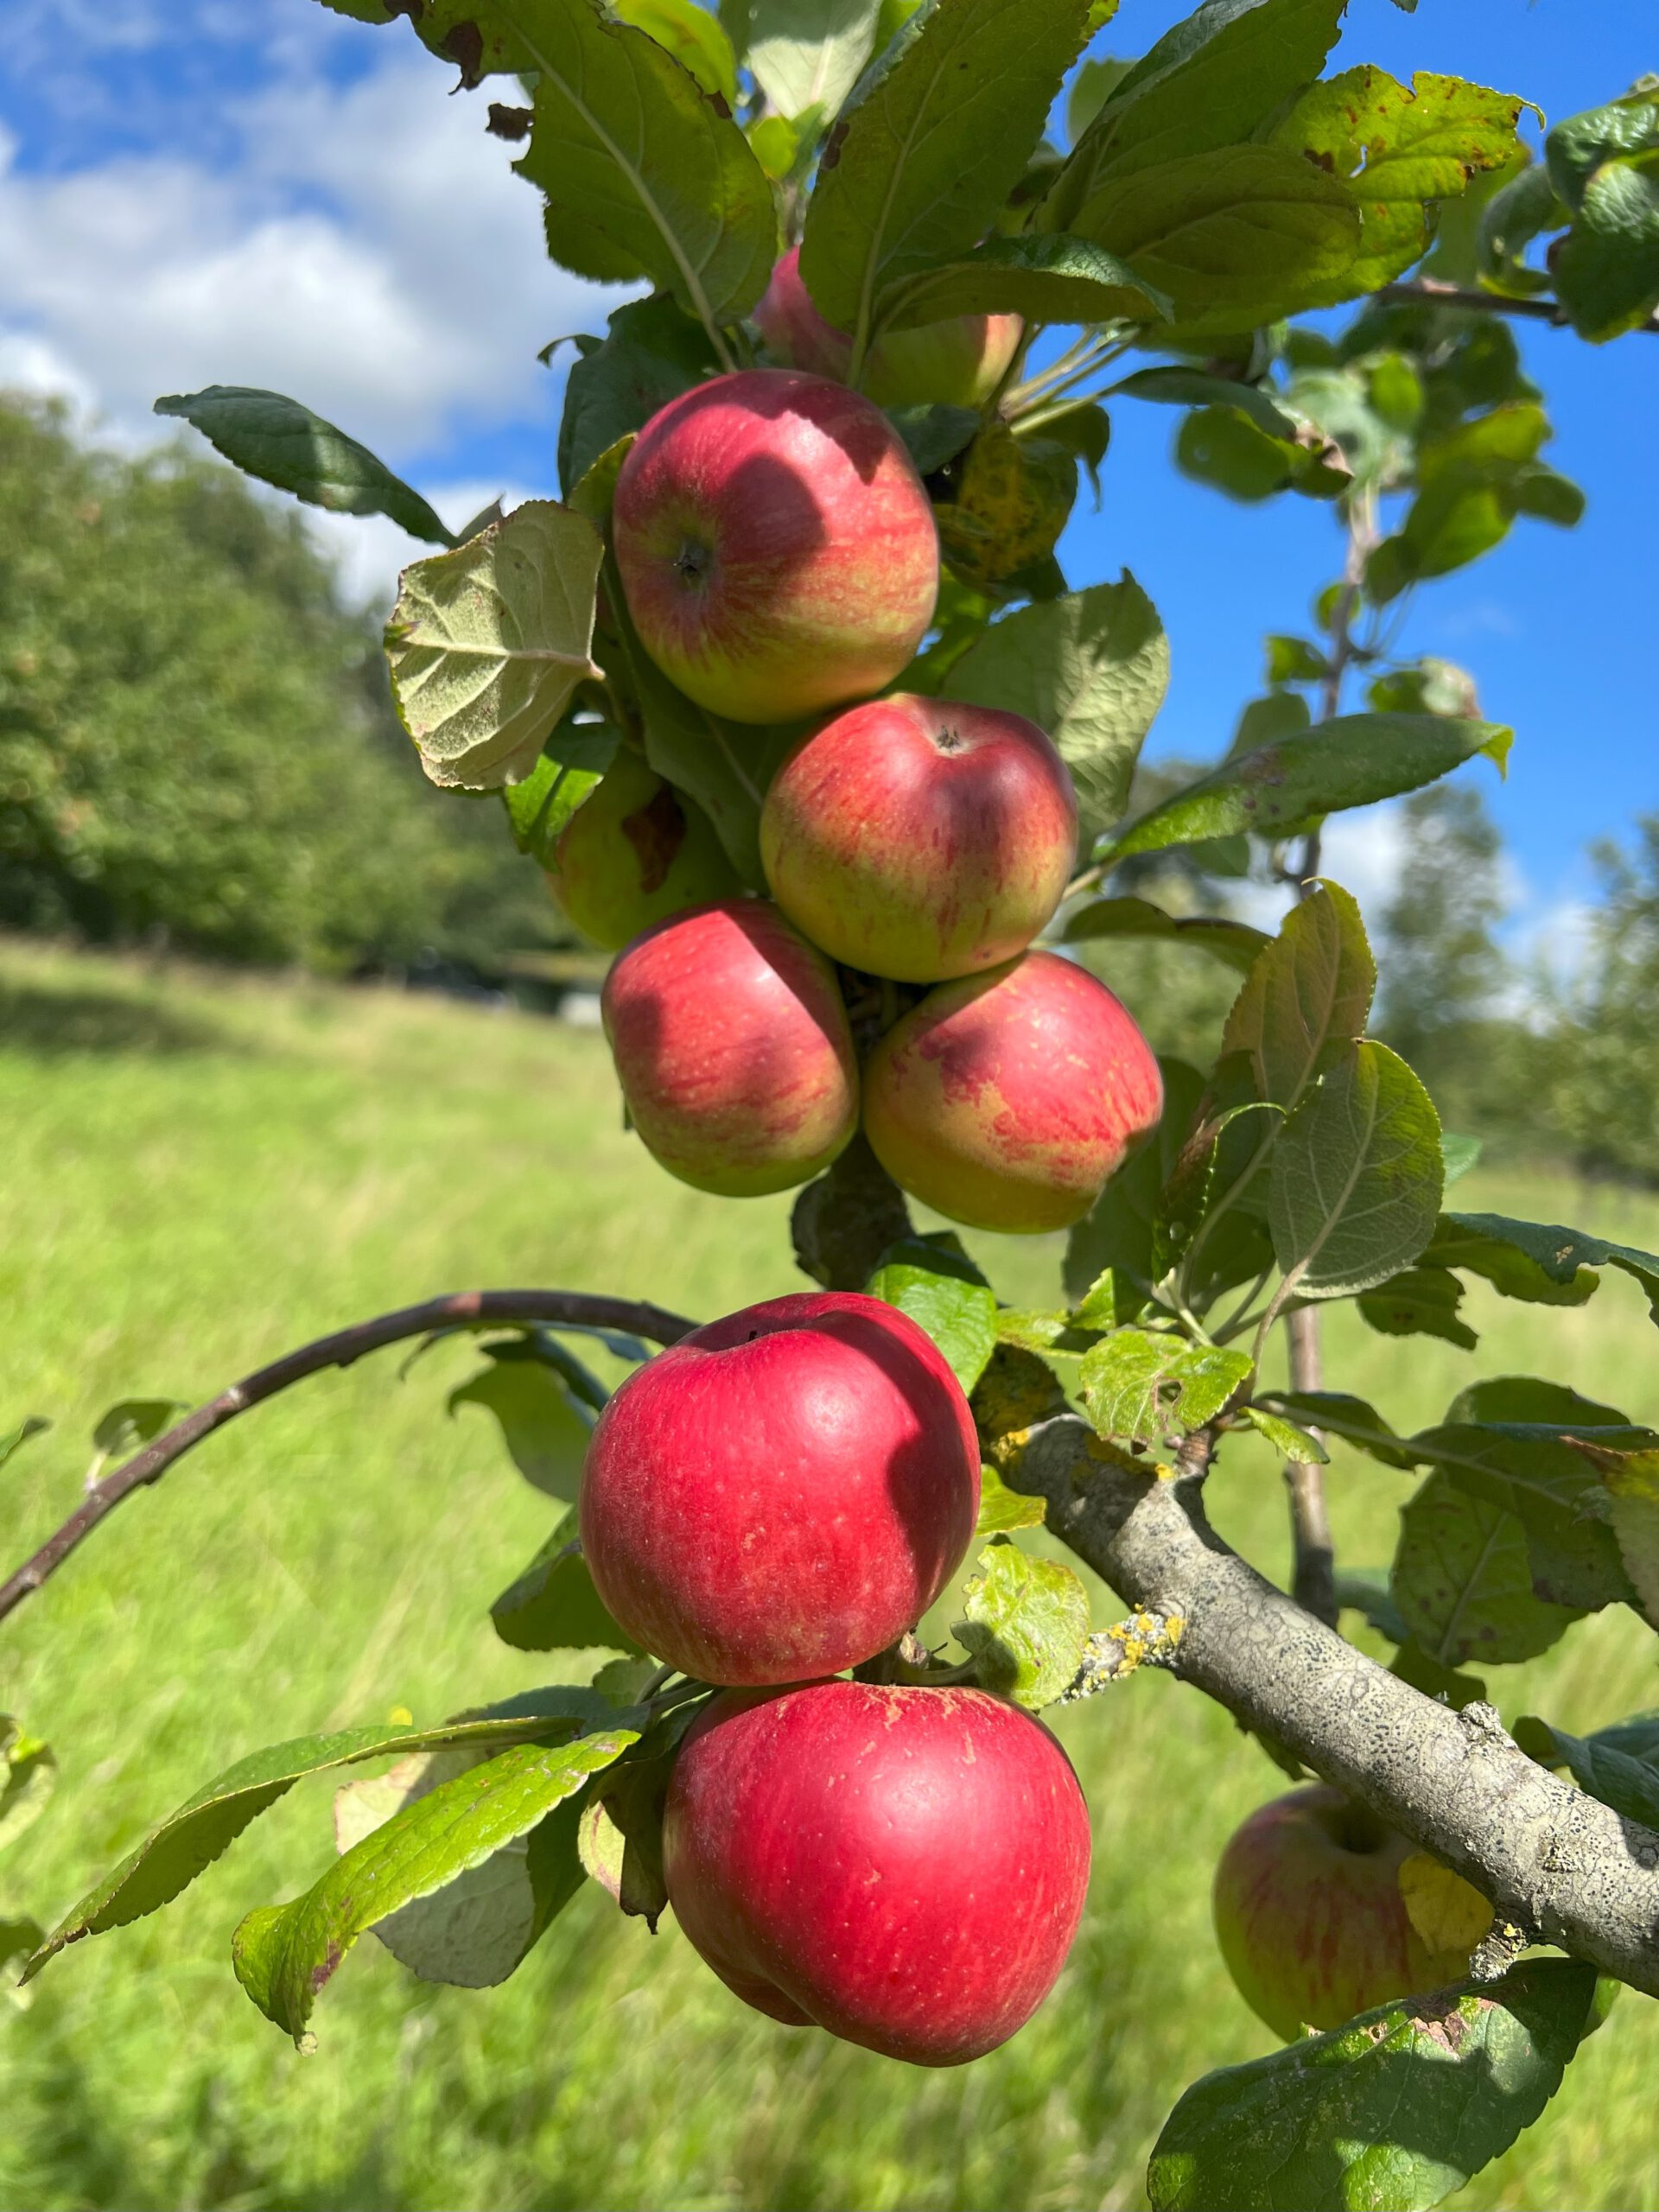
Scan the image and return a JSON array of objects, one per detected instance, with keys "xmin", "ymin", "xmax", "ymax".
[{"xmin": 1, "ymin": 936, "xmax": 1656, "ymax": 2211}]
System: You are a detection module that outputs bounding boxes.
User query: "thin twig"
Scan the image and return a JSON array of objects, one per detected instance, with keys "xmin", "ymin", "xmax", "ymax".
[
  {"xmin": 0, "ymin": 1289, "xmax": 697, "ymax": 1630},
  {"xmin": 1376, "ymin": 276, "xmax": 1659, "ymax": 335}
]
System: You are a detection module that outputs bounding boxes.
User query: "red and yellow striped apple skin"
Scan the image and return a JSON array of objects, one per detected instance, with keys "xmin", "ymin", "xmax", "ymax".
[
  {"xmin": 754, "ymin": 245, "xmax": 1024, "ymax": 410},
  {"xmin": 760, "ymin": 692, "xmax": 1077, "ymax": 983},
  {"xmin": 602, "ymin": 899, "xmax": 858, "ymax": 1198},
  {"xmin": 613, "ymin": 369, "xmax": 938, "ymax": 725},
  {"xmin": 862, "ymin": 950, "xmax": 1164, "ymax": 1233}
]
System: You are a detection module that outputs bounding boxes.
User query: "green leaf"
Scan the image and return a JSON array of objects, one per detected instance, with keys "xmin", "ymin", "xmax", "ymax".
[
  {"xmin": 492, "ymin": 1507, "xmax": 645, "ymax": 1654},
  {"xmin": 501, "ymin": 722, "xmax": 620, "ymax": 865},
  {"xmin": 233, "ymin": 1732, "xmax": 635, "ymax": 2043},
  {"xmin": 332, "ymin": 1745, "xmax": 585, "ymax": 1987},
  {"xmin": 947, "ymin": 573, "xmax": 1168, "ymax": 849},
  {"xmin": 1065, "ymin": 1058, "xmax": 1206, "ymax": 1313},
  {"xmin": 953, "ymin": 1537, "xmax": 1090, "ymax": 1710},
  {"xmin": 1049, "ymin": 0, "xmax": 1346, "ymax": 219},
  {"xmin": 0, "ymin": 1719, "xmax": 56, "ymax": 1854},
  {"xmin": 558, "ymin": 295, "xmax": 719, "ymax": 495},
  {"xmin": 448, "ymin": 1342, "xmax": 597, "ymax": 1500},
  {"xmin": 1546, "ymin": 86, "xmax": 1659, "ymax": 214},
  {"xmin": 1521, "ymin": 1713, "xmax": 1659, "ymax": 1829},
  {"xmin": 22, "ymin": 1691, "xmax": 618, "ymax": 1980},
  {"xmin": 1357, "ymin": 1265, "xmax": 1477, "ymax": 1351},
  {"xmin": 611, "ymin": 0, "xmax": 739, "ymax": 105},
  {"xmin": 884, "ymin": 403, "xmax": 981, "ymax": 475},
  {"xmin": 1437, "ymin": 1213, "xmax": 1659, "ymax": 1319},
  {"xmin": 1392, "ymin": 1471, "xmax": 1584, "ymax": 1669},
  {"xmin": 1558, "ymin": 1433, "xmax": 1659, "ymax": 1624},
  {"xmin": 1058, "ymin": 894, "xmax": 1268, "ymax": 976},
  {"xmin": 1554, "ymin": 147, "xmax": 1659, "ymax": 342},
  {"xmin": 1174, "ymin": 405, "xmax": 1346, "ymax": 504},
  {"xmin": 1422, "ymin": 1215, "xmax": 1598, "ymax": 1308},
  {"xmin": 0, "ymin": 1418, "xmax": 48, "ymax": 1474},
  {"xmin": 1440, "ymin": 1133, "xmax": 1482, "ymax": 1185},
  {"xmin": 154, "ymin": 387, "xmax": 455, "ymax": 545},
  {"xmin": 1423, "ymin": 1430, "xmax": 1637, "ymax": 1617},
  {"xmin": 1098, "ymin": 715, "xmax": 1512, "ymax": 865},
  {"xmin": 1268, "ymin": 1042, "xmax": 1443, "ymax": 1301},
  {"xmin": 798, "ymin": 0, "xmax": 1091, "ymax": 343},
  {"xmin": 1332, "ymin": 1566, "xmax": 1409, "ymax": 1643},
  {"xmin": 1, "ymin": 1916, "xmax": 44, "ymax": 2012},
  {"xmin": 1147, "ymin": 1959, "xmax": 1597, "ymax": 2212},
  {"xmin": 1478, "ymin": 160, "xmax": 1568, "ymax": 296},
  {"xmin": 746, "ymin": 0, "xmax": 883, "ymax": 123},
  {"xmin": 1269, "ymin": 67, "xmax": 1529, "ymax": 303},
  {"xmin": 1078, "ymin": 1329, "xmax": 1253, "ymax": 1447},
  {"xmin": 879, "ymin": 232, "xmax": 1170, "ymax": 330},
  {"xmin": 1066, "ymin": 145, "xmax": 1359, "ymax": 335},
  {"xmin": 1262, "ymin": 1389, "xmax": 1420, "ymax": 1470},
  {"xmin": 500, "ymin": 0, "xmax": 776, "ymax": 325},
  {"xmin": 865, "ymin": 1235, "xmax": 997, "ymax": 1395},
  {"xmin": 577, "ymin": 1740, "xmax": 676, "ymax": 1927},
  {"xmin": 385, "ymin": 501, "xmax": 602, "ymax": 791},
  {"xmin": 975, "ymin": 1463, "xmax": 1047, "ymax": 1534},
  {"xmin": 91, "ymin": 1397, "xmax": 182, "ymax": 1460},
  {"xmin": 1223, "ymin": 881, "xmax": 1375, "ymax": 1113},
  {"xmin": 1112, "ymin": 365, "xmax": 1302, "ymax": 442},
  {"xmin": 1238, "ymin": 1405, "xmax": 1326, "ymax": 1464}
]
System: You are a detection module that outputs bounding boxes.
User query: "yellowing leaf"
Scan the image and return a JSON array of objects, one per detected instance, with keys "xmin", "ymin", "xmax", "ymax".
[{"xmin": 386, "ymin": 501, "xmax": 602, "ymax": 791}]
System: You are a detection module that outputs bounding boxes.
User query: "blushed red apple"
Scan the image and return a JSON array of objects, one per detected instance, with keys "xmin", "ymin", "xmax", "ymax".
[
  {"xmin": 755, "ymin": 245, "xmax": 1024, "ymax": 410},
  {"xmin": 663, "ymin": 1679, "xmax": 1091, "ymax": 2063},
  {"xmin": 550, "ymin": 752, "xmax": 738, "ymax": 950},
  {"xmin": 612, "ymin": 368, "xmax": 938, "ymax": 724},
  {"xmin": 578, "ymin": 1293, "xmax": 979, "ymax": 1684},
  {"xmin": 861, "ymin": 950, "xmax": 1163, "ymax": 1232},
  {"xmin": 760, "ymin": 692, "xmax": 1077, "ymax": 982},
  {"xmin": 1211, "ymin": 1786, "xmax": 1478, "ymax": 2040},
  {"xmin": 602, "ymin": 899, "xmax": 857, "ymax": 1198}
]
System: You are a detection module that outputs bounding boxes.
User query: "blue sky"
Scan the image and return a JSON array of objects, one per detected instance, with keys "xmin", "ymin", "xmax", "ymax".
[{"xmin": 0, "ymin": 0, "xmax": 1651, "ymax": 948}]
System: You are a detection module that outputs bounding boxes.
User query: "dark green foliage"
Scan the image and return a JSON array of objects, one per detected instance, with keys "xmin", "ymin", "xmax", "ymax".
[{"xmin": 0, "ymin": 400, "xmax": 556, "ymax": 972}]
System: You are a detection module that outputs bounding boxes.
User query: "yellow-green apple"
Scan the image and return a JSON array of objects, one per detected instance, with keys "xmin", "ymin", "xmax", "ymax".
[
  {"xmin": 549, "ymin": 752, "xmax": 738, "ymax": 950},
  {"xmin": 579, "ymin": 1294, "xmax": 979, "ymax": 1683},
  {"xmin": 602, "ymin": 899, "xmax": 858, "ymax": 1198},
  {"xmin": 753, "ymin": 244, "xmax": 1024, "ymax": 409},
  {"xmin": 662, "ymin": 1679, "xmax": 1090, "ymax": 2062},
  {"xmin": 760, "ymin": 692, "xmax": 1077, "ymax": 982},
  {"xmin": 861, "ymin": 950, "xmax": 1162, "ymax": 1232},
  {"xmin": 1212, "ymin": 1786, "xmax": 1480, "ymax": 2040},
  {"xmin": 611, "ymin": 368, "xmax": 938, "ymax": 723}
]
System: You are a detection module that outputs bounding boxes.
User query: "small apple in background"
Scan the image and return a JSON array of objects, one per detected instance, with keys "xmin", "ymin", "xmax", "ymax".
[
  {"xmin": 861, "ymin": 950, "xmax": 1163, "ymax": 1233},
  {"xmin": 549, "ymin": 751, "xmax": 738, "ymax": 950},
  {"xmin": 602, "ymin": 899, "xmax": 858, "ymax": 1198},
  {"xmin": 579, "ymin": 1293, "xmax": 979, "ymax": 1684},
  {"xmin": 1211, "ymin": 1785, "xmax": 1480, "ymax": 2040},
  {"xmin": 612, "ymin": 368, "xmax": 938, "ymax": 724},
  {"xmin": 754, "ymin": 245, "xmax": 1024, "ymax": 410},
  {"xmin": 663, "ymin": 1679, "xmax": 1091, "ymax": 2063},
  {"xmin": 760, "ymin": 692, "xmax": 1077, "ymax": 983}
]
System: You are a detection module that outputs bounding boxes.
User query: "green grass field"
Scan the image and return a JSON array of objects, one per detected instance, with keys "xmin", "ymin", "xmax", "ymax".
[{"xmin": 2, "ymin": 936, "xmax": 1656, "ymax": 2212}]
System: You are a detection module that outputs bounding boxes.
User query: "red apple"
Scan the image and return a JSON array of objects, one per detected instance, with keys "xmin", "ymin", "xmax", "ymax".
[
  {"xmin": 550, "ymin": 752, "xmax": 739, "ymax": 950},
  {"xmin": 602, "ymin": 899, "xmax": 858, "ymax": 1198},
  {"xmin": 611, "ymin": 368, "xmax": 938, "ymax": 724},
  {"xmin": 861, "ymin": 950, "xmax": 1163, "ymax": 1233},
  {"xmin": 1212, "ymin": 1786, "xmax": 1479, "ymax": 2040},
  {"xmin": 579, "ymin": 1293, "xmax": 980, "ymax": 1683},
  {"xmin": 754, "ymin": 245, "xmax": 1024, "ymax": 410},
  {"xmin": 760, "ymin": 692, "xmax": 1077, "ymax": 982},
  {"xmin": 662, "ymin": 1680, "xmax": 1091, "ymax": 2063}
]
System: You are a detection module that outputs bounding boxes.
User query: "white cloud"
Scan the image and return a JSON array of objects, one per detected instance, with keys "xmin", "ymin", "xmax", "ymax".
[
  {"xmin": 1230, "ymin": 800, "xmax": 1413, "ymax": 937},
  {"xmin": 0, "ymin": 42, "xmax": 630, "ymax": 466}
]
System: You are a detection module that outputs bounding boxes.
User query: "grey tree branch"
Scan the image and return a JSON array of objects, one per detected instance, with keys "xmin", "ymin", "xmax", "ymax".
[
  {"xmin": 1376, "ymin": 276, "xmax": 1659, "ymax": 336},
  {"xmin": 0, "ymin": 1289, "xmax": 697, "ymax": 1630},
  {"xmin": 1014, "ymin": 1413, "xmax": 1659, "ymax": 1997}
]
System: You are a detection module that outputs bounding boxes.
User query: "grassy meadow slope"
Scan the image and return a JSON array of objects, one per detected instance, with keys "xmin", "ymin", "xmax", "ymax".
[{"xmin": 1, "ymin": 937, "xmax": 1656, "ymax": 2211}]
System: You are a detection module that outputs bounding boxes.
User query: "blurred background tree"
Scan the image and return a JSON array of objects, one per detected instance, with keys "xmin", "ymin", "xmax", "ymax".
[
  {"xmin": 0, "ymin": 397, "xmax": 563, "ymax": 977},
  {"xmin": 1540, "ymin": 816, "xmax": 1659, "ymax": 1189}
]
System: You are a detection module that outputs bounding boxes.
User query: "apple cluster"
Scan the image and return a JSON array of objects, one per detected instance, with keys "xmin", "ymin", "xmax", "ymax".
[
  {"xmin": 580, "ymin": 1289, "xmax": 1093, "ymax": 2066},
  {"xmin": 548, "ymin": 258, "xmax": 1164, "ymax": 1236}
]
